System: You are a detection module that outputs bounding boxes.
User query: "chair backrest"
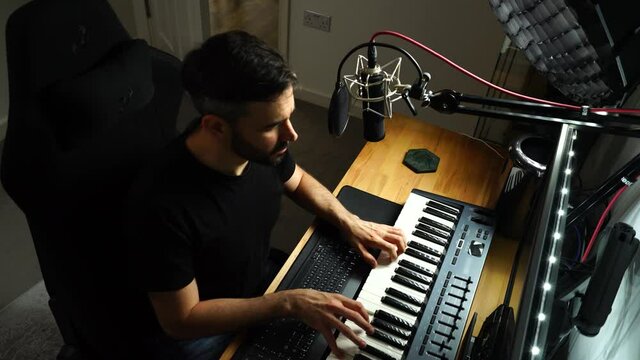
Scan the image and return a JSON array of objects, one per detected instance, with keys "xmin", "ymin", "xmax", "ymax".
[{"xmin": 1, "ymin": 0, "xmax": 183, "ymax": 357}]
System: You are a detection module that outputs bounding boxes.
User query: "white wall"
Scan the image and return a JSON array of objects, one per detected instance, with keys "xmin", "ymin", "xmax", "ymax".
[
  {"xmin": 288, "ymin": 0, "xmax": 505, "ymax": 135},
  {"xmin": 107, "ymin": 0, "xmax": 137, "ymax": 36}
]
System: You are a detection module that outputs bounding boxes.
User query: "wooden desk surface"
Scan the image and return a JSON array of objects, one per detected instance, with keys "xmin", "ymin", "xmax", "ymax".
[{"xmin": 222, "ymin": 114, "xmax": 515, "ymax": 359}]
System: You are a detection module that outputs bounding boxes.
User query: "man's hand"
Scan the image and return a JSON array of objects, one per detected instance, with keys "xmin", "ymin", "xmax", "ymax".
[
  {"xmin": 284, "ymin": 289, "xmax": 374, "ymax": 358},
  {"xmin": 340, "ymin": 214, "xmax": 407, "ymax": 268}
]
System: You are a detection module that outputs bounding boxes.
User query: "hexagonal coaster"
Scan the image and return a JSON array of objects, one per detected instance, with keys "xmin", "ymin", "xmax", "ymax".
[{"xmin": 403, "ymin": 148, "xmax": 440, "ymax": 173}]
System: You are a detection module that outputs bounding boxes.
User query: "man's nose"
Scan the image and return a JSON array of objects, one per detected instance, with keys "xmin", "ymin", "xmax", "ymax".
[{"xmin": 280, "ymin": 119, "xmax": 298, "ymax": 142}]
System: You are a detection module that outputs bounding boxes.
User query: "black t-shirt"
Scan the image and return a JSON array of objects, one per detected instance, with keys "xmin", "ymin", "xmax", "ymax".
[{"xmin": 126, "ymin": 135, "xmax": 295, "ymax": 302}]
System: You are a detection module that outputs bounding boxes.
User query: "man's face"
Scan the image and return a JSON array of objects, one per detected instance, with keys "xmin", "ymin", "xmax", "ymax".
[{"xmin": 230, "ymin": 86, "xmax": 298, "ymax": 165}]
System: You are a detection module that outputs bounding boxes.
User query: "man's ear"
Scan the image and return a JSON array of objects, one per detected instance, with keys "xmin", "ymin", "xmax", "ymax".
[{"xmin": 201, "ymin": 114, "xmax": 229, "ymax": 137}]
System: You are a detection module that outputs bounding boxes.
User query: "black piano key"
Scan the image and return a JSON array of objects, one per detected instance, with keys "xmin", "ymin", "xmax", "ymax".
[
  {"xmin": 386, "ymin": 287, "xmax": 423, "ymax": 306},
  {"xmin": 418, "ymin": 216, "xmax": 453, "ymax": 233},
  {"xmin": 371, "ymin": 318, "xmax": 412, "ymax": 339},
  {"xmin": 382, "ymin": 295, "xmax": 420, "ymax": 316},
  {"xmin": 405, "ymin": 247, "xmax": 440, "ymax": 266},
  {"xmin": 424, "ymin": 206, "xmax": 458, "ymax": 223},
  {"xmin": 417, "ymin": 216, "xmax": 452, "ymax": 232},
  {"xmin": 408, "ymin": 240, "xmax": 442, "ymax": 257},
  {"xmin": 399, "ymin": 259, "xmax": 434, "ymax": 277},
  {"xmin": 426, "ymin": 200, "xmax": 460, "ymax": 216},
  {"xmin": 363, "ymin": 344, "xmax": 398, "ymax": 360},
  {"xmin": 374, "ymin": 309, "xmax": 414, "ymax": 330},
  {"xmin": 414, "ymin": 223, "xmax": 450, "ymax": 243},
  {"xmin": 395, "ymin": 266, "xmax": 432, "ymax": 286},
  {"xmin": 392, "ymin": 274, "xmax": 428, "ymax": 293},
  {"xmin": 412, "ymin": 230, "xmax": 449, "ymax": 248},
  {"xmin": 417, "ymin": 217, "xmax": 452, "ymax": 238},
  {"xmin": 370, "ymin": 329, "xmax": 407, "ymax": 350}
]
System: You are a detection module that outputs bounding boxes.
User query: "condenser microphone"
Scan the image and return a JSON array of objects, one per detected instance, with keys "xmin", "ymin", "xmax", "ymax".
[
  {"xmin": 328, "ymin": 41, "xmax": 425, "ymax": 140},
  {"xmin": 362, "ymin": 44, "xmax": 386, "ymax": 142}
]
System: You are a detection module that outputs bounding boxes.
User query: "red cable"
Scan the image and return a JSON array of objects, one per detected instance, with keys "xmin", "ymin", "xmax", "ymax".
[
  {"xmin": 370, "ymin": 30, "xmax": 640, "ymax": 116},
  {"xmin": 580, "ymin": 185, "xmax": 629, "ymax": 263}
]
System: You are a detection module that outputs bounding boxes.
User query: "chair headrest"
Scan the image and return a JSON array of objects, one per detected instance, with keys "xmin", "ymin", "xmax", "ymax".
[
  {"xmin": 9, "ymin": 0, "xmax": 130, "ymax": 93},
  {"xmin": 45, "ymin": 39, "xmax": 155, "ymax": 149}
]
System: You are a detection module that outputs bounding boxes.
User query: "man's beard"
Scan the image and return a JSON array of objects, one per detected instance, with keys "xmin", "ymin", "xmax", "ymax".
[{"xmin": 231, "ymin": 131, "xmax": 289, "ymax": 166}]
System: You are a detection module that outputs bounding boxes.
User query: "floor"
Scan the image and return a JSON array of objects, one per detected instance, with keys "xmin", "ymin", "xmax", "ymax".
[{"xmin": 0, "ymin": 95, "xmax": 364, "ymax": 359}]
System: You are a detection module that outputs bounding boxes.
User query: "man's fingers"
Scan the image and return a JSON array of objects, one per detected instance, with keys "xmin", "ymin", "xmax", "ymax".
[
  {"xmin": 320, "ymin": 327, "xmax": 343, "ymax": 358},
  {"xmin": 382, "ymin": 231, "xmax": 407, "ymax": 253},
  {"xmin": 342, "ymin": 298, "xmax": 370, "ymax": 324},
  {"xmin": 333, "ymin": 317, "xmax": 367, "ymax": 350},
  {"xmin": 356, "ymin": 242, "xmax": 378, "ymax": 268},
  {"xmin": 340, "ymin": 301, "xmax": 374, "ymax": 334},
  {"xmin": 370, "ymin": 234, "xmax": 399, "ymax": 260}
]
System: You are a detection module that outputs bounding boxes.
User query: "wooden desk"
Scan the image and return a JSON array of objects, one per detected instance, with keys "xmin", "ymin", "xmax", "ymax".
[{"xmin": 222, "ymin": 114, "xmax": 515, "ymax": 359}]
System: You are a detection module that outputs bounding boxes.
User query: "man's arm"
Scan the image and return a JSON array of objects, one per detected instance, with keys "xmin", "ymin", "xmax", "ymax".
[
  {"xmin": 284, "ymin": 165, "xmax": 406, "ymax": 267},
  {"xmin": 149, "ymin": 278, "xmax": 374, "ymax": 357}
]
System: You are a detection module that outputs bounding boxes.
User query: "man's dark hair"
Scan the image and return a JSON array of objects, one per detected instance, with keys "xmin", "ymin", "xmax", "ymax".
[{"xmin": 182, "ymin": 30, "xmax": 297, "ymax": 122}]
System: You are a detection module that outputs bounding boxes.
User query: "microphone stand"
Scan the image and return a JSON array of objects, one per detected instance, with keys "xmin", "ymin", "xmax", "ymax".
[{"xmin": 423, "ymin": 89, "xmax": 640, "ymax": 235}]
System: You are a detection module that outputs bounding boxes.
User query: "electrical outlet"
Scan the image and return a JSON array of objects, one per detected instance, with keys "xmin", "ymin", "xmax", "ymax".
[{"xmin": 303, "ymin": 10, "xmax": 331, "ymax": 32}]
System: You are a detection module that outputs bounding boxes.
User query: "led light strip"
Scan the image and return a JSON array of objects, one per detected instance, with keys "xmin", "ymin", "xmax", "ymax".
[{"xmin": 530, "ymin": 128, "xmax": 577, "ymax": 358}]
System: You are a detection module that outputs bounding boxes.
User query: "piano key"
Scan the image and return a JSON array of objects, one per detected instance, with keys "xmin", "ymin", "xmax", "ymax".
[
  {"xmin": 425, "ymin": 199, "xmax": 460, "ymax": 216},
  {"xmin": 371, "ymin": 318, "xmax": 412, "ymax": 339},
  {"xmin": 385, "ymin": 287, "xmax": 424, "ymax": 306},
  {"xmin": 411, "ymin": 229, "xmax": 448, "ymax": 250},
  {"xmin": 353, "ymin": 354, "xmax": 375, "ymax": 360},
  {"xmin": 417, "ymin": 214, "xmax": 454, "ymax": 231},
  {"xmin": 415, "ymin": 222, "xmax": 451, "ymax": 246},
  {"xmin": 361, "ymin": 277, "xmax": 426, "ymax": 304},
  {"xmin": 424, "ymin": 206, "xmax": 458, "ymax": 223},
  {"xmin": 362, "ymin": 344, "xmax": 399, "ymax": 360},
  {"xmin": 405, "ymin": 247, "xmax": 440, "ymax": 266},
  {"xmin": 392, "ymin": 274, "xmax": 428, "ymax": 293},
  {"xmin": 409, "ymin": 235, "xmax": 446, "ymax": 255},
  {"xmin": 381, "ymin": 296, "xmax": 420, "ymax": 316},
  {"xmin": 330, "ymin": 322, "xmax": 363, "ymax": 359},
  {"xmin": 329, "ymin": 320, "xmax": 401, "ymax": 360},
  {"xmin": 370, "ymin": 328, "xmax": 407, "ymax": 350},
  {"xmin": 399, "ymin": 253, "xmax": 439, "ymax": 273},
  {"xmin": 414, "ymin": 222, "xmax": 450, "ymax": 244},
  {"xmin": 358, "ymin": 294, "xmax": 417, "ymax": 326},
  {"xmin": 398, "ymin": 259, "xmax": 435, "ymax": 278},
  {"xmin": 342, "ymin": 320, "xmax": 404, "ymax": 359},
  {"xmin": 395, "ymin": 266, "xmax": 432, "ymax": 286},
  {"xmin": 374, "ymin": 309, "xmax": 414, "ymax": 331},
  {"xmin": 407, "ymin": 240, "xmax": 442, "ymax": 257}
]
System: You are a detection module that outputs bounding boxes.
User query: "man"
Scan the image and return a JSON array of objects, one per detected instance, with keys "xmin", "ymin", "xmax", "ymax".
[{"xmin": 127, "ymin": 31, "xmax": 406, "ymax": 359}]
